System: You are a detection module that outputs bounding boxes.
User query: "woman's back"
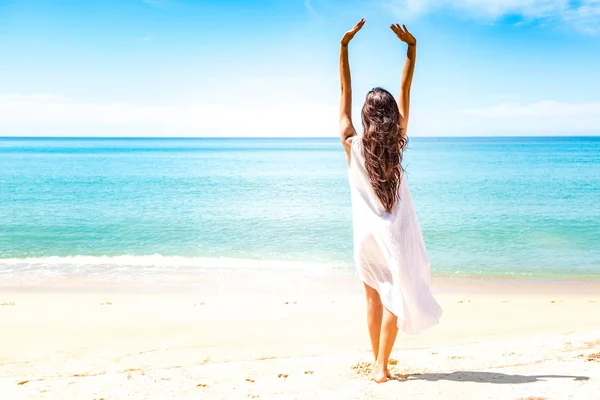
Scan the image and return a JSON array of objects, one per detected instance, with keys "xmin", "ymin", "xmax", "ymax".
[
  {"xmin": 348, "ymin": 138, "xmax": 442, "ymax": 335},
  {"xmin": 348, "ymin": 138, "xmax": 405, "ymax": 219}
]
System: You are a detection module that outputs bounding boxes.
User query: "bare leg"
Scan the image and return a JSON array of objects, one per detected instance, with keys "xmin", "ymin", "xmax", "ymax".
[
  {"xmin": 363, "ymin": 283, "xmax": 383, "ymax": 362},
  {"xmin": 372, "ymin": 307, "xmax": 398, "ymax": 383}
]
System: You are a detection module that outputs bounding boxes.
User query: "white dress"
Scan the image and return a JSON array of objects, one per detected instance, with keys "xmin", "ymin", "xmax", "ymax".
[{"xmin": 348, "ymin": 138, "xmax": 442, "ymax": 334}]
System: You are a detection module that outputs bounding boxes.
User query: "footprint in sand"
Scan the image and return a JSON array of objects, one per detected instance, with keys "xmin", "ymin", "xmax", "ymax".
[
  {"xmin": 351, "ymin": 361, "xmax": 372, "ymax": 377},
  {"xmin": 581, "ymin": 352, "xmax": 600, "ymax": 362},
  {"xmin": 277, "ymin": 373, "xmax": 289, "ymax": 379},
  {"xmin": 246, "ymin": 378, "xmax": 255, "ymax": 383},
  {"xmin": 304, "ymin": 370, "xmax": 314, "ymax": 375},
  {"xmin": 0, "ymin": 302, "xmax": 15, "ymax": 306},
  {"xmin": 517, "ymin": 397, "xmax": 547, "ymax": 400},
  {"xmin": 197, "ymin": 383, "xmax": 208, "ymax": 388},
  {"xmin": 100, "ymin": 302, "xmax": 113, "ymax": 306}
]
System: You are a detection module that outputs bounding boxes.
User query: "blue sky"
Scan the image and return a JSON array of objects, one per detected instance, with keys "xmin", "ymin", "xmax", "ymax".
[{"xmin": 0, "ymin": 0, "xmax": 599, "ymax": 136}]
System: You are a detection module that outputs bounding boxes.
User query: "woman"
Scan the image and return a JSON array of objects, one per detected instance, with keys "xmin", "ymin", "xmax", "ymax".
[{"xmin": 340, "ymin": 19, "xmax": 442, "ymax": 383}]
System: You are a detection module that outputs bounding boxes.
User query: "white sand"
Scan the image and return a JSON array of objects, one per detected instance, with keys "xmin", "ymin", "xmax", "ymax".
[{"xmin": 1, "ymin": 277, "xmax": 599, "ymax": 399}]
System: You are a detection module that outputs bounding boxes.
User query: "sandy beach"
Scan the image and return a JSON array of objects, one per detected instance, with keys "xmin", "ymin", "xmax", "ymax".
[{"xmin": 1, "ymin": 275, "xmax": 599, "ymax": 399}]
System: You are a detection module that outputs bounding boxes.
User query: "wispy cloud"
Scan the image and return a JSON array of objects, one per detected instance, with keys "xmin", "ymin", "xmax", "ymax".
[
  {"xmin": 385, "ymin": 0, "xmax": 600, "ymax": 33},
  {"xmin": 304, "ymin": 0, "xmax": 322, "ymax": 17},
  {"xmin": 305, "ymin": 0, "xmax": 315, "ymax": 13},
  {"xmin": 141, "ymin": 0, "xmax": 167, "ymax": 8}
]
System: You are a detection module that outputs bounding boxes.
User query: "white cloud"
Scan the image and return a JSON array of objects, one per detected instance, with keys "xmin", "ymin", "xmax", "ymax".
[
  {"xmin": 459, "ymin": 100, "xmax": 600, "ymax": 118},
  {"xmin": 457, "ymin": 100, "xmax": 600, "ymax": 134},
  {"xmin": 2, "ymin": 94, "xmax": 597, "ymax": 137},
  {"xmin": 0, "ymin": 93, "xmax": 338, "ymax": 137},
  {"xmin": 563, "ymin": 0, "xmax": 600, "ymax": 33},
  {"xmin": 0, "ymin": 93, "xmax": 72, "ymax": 103},
  {"xmin": 386, "ymin": 0, "xmax": 600, "ymax": 32}
]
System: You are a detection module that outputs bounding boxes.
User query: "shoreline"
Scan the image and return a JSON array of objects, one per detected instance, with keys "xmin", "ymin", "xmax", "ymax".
[
  {"xmin": 2, "ymin": 255, "xmax": 599, "ymax": 281},
  {"xmin": 2, "ymin": 270, "xmax": 600, "ymax": 294}
]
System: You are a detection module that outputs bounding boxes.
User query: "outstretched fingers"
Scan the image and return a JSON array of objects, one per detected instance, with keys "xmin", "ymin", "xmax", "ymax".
[
  {"xmin": 391, "ymin": 23, "xmax": 416, "ymax": 44},
  {"xmin": 352, "ymin": 18, "xmax": 366, "ymax": 33},
  {"xmin": 390, "ymin": 24, "xmax": 404, "ymax": 40},
  {"xmin": 342, "ymin": 18, "xmax": 366, "ymax": 45}
]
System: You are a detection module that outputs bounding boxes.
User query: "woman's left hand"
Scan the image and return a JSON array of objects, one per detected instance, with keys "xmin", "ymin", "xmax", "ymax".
[{"xmin": 391, "ymin": 24, "xmax": 416, "ymax": 46}]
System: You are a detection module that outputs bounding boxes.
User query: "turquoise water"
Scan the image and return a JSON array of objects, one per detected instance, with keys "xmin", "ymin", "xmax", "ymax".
[{"xmin": 1, "ymin": 137, "xmax": 599, "ymax": 281}]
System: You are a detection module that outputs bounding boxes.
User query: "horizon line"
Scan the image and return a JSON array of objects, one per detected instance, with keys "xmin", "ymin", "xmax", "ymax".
[{"xmin": 1, "ymin": 135, "xmax": 600, "ymax": 140}]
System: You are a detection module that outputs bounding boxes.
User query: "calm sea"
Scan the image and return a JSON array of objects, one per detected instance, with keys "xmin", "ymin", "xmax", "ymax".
[{"xmin": 1, "ymin": 137, "xmax": 599, "ymax": 284}]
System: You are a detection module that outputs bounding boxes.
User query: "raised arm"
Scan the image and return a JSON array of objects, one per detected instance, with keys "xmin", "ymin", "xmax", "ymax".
[
  {"xmin": 339, "ymin": 18, "xmax": 365, "ymax": 164},
  {"xmin": 391, "ymin": 24, "xmax": 416, "ymax": 143}
]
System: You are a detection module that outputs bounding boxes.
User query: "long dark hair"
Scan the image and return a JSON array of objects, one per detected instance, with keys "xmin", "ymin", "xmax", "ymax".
[{"xmin": 361, "ymin": 87, "xmax": 407, "ymax": 213}]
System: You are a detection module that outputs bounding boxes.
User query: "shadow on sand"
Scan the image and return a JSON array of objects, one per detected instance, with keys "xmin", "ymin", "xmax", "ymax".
[{"xmin": 392, "ymin": 371, "xmax": 590, "ymax": 384}]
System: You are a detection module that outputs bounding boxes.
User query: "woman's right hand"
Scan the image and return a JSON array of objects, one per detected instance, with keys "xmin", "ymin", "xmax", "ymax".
[
  {"xmin": 391, "ymin": 24, "xmax": 416, "ymax": 46},
  {"xmin": 341, "ymin": 18, "xmax": 365, "ymax": 46}
]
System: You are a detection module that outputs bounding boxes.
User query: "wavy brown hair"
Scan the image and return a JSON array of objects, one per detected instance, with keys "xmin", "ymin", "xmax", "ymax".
[{"xmin": 361, "ymin": 87, "xmax": 407, "ymax": 214}]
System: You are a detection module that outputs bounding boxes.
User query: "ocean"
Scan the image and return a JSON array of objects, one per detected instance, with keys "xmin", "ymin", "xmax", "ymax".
[{"xmin": 1, "ymin": 137, "xmax": 599, "ymax": 286}]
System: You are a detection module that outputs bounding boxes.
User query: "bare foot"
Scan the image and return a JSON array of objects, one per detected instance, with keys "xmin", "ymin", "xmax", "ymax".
[
  {"xmin": 371, "ymin": 365, "xmax": 389, "ymax": 383},
  {"xmin": 371, "ymin": 359, "xmax": 392, "ymax": 378}
]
